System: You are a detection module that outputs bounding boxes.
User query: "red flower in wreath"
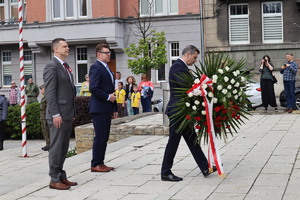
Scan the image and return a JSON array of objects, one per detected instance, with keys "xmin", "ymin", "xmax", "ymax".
[
  {"xmin": 186, "ymin": 115, "xmax": 191, "ymax": 120},
  {"xmin": 214, "ymin": 107, "xmax": 221, "ymax": 112},
  {"xmin": 195, "ymin": 125, "xmax": 201, "ymax": 129},
  {"xmin": 194, "ymin": 116, "xmax": 201, "ymax": 121}
]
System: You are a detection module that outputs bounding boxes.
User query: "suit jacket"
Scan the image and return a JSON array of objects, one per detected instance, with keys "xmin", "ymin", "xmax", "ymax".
[
  {"xmin": 166, "ymin": 59, "xmax": 191, "ymax": 117},
  {"xmin": 43, "ymin": 57, "xmax": 75, "ymax": 120},
  {"xmin": 88, "ymin": 60, "xmax": 117, "ymax": 114},
  {"xmin": 0, "ymin": 95, "xmax": 8, "ymax": 121}
]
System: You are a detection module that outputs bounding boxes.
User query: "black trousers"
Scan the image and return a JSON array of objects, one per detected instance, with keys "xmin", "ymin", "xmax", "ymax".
[
  {"xmin": 161, "ymin": 120, "xmax": 208, "ymax": 175},
  {"xmin": 91, "ymin": 113, "xmax": 112, "ymax": 167},
  {"xmin": 261, "ymin": 79, "xmax": 277, "ymax": 108}
]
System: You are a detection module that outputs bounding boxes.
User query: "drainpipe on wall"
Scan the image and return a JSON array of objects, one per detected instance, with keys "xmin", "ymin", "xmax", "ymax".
[{"xmin": 199, "ymin": 0, "xmax": 205, "ymax": 64}]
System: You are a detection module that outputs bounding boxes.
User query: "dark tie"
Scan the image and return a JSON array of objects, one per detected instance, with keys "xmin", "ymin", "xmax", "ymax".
[{"xmin": 63, "ymin": 62, "xmax": 72, "ymax": 81}]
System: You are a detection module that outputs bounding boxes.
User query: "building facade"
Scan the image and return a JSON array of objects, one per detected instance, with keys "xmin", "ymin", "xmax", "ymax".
[
  {"xmin": 0, "ymin": 0, "xmax": 204, "ymax": 98},
  {"xmin": 203, "ymin": 0, "xmax": 300, "ymax": 90}
]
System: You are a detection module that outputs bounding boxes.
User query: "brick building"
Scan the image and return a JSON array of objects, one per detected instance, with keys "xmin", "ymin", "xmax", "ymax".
[{"xmin": 0, "ymin": 0, "xmax": 203, "ymax": 98}]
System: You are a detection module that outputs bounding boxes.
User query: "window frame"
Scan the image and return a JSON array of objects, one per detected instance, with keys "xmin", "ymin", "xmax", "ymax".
[
  {"xmin": 228, "ymin": 3, "xmax": 250, "ymax": 45},
  {"xmin": 75, "ymin": 46, "xmax": 88, "ymax": 85},
  {"xmin": 1, "ymin": 50, "xmax": 12, "ymax": 87},
  {"xmin": 51, "ymin": 0, "xmax": 89, "ymax": 21},
  {"xmin": 23, "ymin": 49, "xmax": 32, "ymax": 81},
  {"xmin": 261, "ymin": 1, "xmax": 283, "ymax": 44},
  {"xmin": 140, "ymin": 0, "xmax": 178, "ymax": 16}
]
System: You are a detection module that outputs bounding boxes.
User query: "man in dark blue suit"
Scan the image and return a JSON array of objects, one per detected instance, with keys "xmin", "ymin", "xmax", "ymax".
[
  {"xmin": 89, "ymin": 43, "xmax": 118, "ymax": 172},
  {"xmin": 161, "ymin": 45, "xmax": 215, "ymax": 182}
]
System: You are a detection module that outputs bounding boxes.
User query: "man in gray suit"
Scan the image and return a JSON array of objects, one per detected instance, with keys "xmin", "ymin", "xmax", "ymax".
[{"xmin": 43, "ymin": 38, "xmax": 77, "ymax": 190}]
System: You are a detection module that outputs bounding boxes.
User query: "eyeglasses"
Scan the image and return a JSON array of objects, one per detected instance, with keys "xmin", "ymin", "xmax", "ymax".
[{"xmin": 99, "ymin": 51, "xmax": 111, "ymax": 54}]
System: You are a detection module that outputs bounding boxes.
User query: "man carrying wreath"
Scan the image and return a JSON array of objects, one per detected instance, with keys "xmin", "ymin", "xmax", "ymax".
[{"xmin": 161, "ymin": 45, "xmax": 216, "ymax": 182}]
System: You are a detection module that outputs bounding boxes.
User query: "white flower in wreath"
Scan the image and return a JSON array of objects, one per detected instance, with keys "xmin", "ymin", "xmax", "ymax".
[
  {"xmin": 192, "ymin": 105, "xmax": 197, "ymax": 110},
  {"xmin": 194, "ymin": 79, "xmax": 200, "ymax": 84},
  {"xmin": 217, "ymin": 85, "xmax": 223, "ymax": 90},
  {"xmin": 201, "ymin": 110, "xmax": 206, "ymax": 115},
  {"xmin": 194, "ymin": 100, "xmax": 200, "ymax": 105},
  {"xmin": 208, "ymin": 92, "xmax": 214, "ymax": 98},
  {"xmin": 227, "ymin": 85, "xmax": 232, "ymax": 90},
  {"xmin": 213, "ymin": 97, "xmax": 218, "ymax": 103},
  {"xmin": 241, "ymin": 76, "xmax": 245, "ymax": 82},
  {"xmin": 232, "ymin": 89, "xmax": 237, "ymax": 94},
  {"xmin": 222, "ymin": 97, "xmax": 226, "ymax": 102},
  {"xmin": 230, "ymin": 79, "xmax": 235, "ymax": 84},
  {"xmin": 202, "ymin": 102, "xmax": 206, "ymax": 107},
  {"xmin": 227, "ymin": 93, "xmax": 232, "ymax": 98},
  {"xmin": 235, "ymin": 82, "xmax": 240, "ymax": 87},
  {"xmin": 238, "ymin": 91, "xmax": 242, "ymax": 96},
  {"xmin": 224, "ymin": 76, "xmax": 229, "ymax": 82},
  {"xmin": 234, "ymin": 95, "xmax": 239, "ymax": 100},
  {"xmin": 225, "ymin": 66, "xmax": 230, "ymax": 71},
  {"xmin": 193, "ymin": 89, "xmax": 201, "ymax": 96},
  {"xmin": 222, "ymin": 89, "xmax": 228, "ymax": 95},
  {"xmin": 188, "ymin": 92, "xmax": 193, "ymax": 97},
  {"xmin": 218, "ymin": 69, "xmax": 224, "ymax": 74},
  {"xmin": 186, "ymin": 102, "xmax": 191, "ymax": 107},
  {"xmin": 233, "ymin": 71, "xmax": 237, "ymax": 77},
  {"xmin": 212, "ymin": 75, "xmax": 218, "ymax": 83},
  {"xmin": 202, "ymin": 84, "xmax": 208, "ymax": 89}
]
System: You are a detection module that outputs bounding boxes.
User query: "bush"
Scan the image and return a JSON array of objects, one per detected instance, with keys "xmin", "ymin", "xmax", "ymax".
[
  {"xmin": 5, "ymin": 103, "xmax": 42, "ymax": 139},
  {"xmin": 73, "ymin": 97, "xmax": 92, "ymax": 128},
  {"xmin": 4, "ymin": 97, "xmax": 92, "ymax": 139}
]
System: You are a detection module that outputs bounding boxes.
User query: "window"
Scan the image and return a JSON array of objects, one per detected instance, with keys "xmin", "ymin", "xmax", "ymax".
[
  {"xmin": 170, "ymin": 42, "xmax": 179, "ymax": 65},
  {"xmin": 2, "ymin": 51, "xmax": 12, "ymax": 86},
  {"xmin": 229, "ymin": 4, "xmax": 249, "ymax": 45},
  {"xmin": 262, "ymin": 2, "xmax": 283, "ymax": 43},
  {"xmin": 0, "ymin": 0, "xmax": 4, "ymax": 22},
  {"xmin": 10, "ymin": 0, "xmax": 18, "ymax": 21},
  {"xmin": 140, "ymin": 0, "xmax": 178, "ymax": 16},
  {"xmin": 0, "ymin": 0, "xmax": 26, "ymax": 24},
  {"xmin": 76, "ymin": 47, "xmax": 88, "ymax": 84},
  {"xmin": 23, "ymin": 50, "xmax": 32, "ymax": 81},
  {"xmin": 52, "ymin": 0, "xmax": 88, "ymax": 20}
]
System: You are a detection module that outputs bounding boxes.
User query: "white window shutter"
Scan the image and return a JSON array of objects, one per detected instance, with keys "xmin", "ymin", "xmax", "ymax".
[
  {"xmin": 230, "ymin": 18, "xmax": 249, "ymax": 44},
  {"xmin": 263, "ymin": 16, "xmax": 283, "ymax": 43}
]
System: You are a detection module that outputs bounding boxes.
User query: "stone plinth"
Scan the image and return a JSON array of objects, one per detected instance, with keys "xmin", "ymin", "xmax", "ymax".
[{"xmin": 75, "ymin": 113, "xmax": 168, "ymax": 154}]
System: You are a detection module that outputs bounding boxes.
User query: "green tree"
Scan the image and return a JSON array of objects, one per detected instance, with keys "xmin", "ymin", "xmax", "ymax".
[{"xmin": 125, "ymin": 30, "xmax": 167, "ymax": 75}]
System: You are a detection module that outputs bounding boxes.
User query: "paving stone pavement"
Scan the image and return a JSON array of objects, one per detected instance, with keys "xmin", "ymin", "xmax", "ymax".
[{"xmin": 0, "ymin": 113, "xmax": 300, "ymax": 200}]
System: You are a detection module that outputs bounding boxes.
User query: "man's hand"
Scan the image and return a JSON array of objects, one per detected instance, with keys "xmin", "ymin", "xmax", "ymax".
[
  {"xmin": 53, "ymin": 116, "xmax": 63, "ymax": 129},
  {"xmin": 109, "ymin": 93, "xmax": 116, "ymax": 102},
  {"xmin": 112, "ymin": 112, "xmax": 118, "ymax": 119}
]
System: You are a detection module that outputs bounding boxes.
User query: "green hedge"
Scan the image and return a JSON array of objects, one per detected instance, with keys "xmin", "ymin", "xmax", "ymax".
[
  {"xmin": 4, "ymin": 97, "xmax": 92, "ymax": 140},
  {"xmin": 5, "ymin": 103, "xmax": 42, "ymax": 139}
]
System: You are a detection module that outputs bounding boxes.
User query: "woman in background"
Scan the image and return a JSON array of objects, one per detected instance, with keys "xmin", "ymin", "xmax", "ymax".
[
  {"xmin": 259, "ymin": 55, "xmax": 278, "ymax": 112},
  {"xmin": 138, "ymin": 74, "xmax": 154, "ymax": 112},
  {"xmin": 79, "ymin": 74, "xmax": 91, "ymax": 97},
  {"xmin": 125, "ymin": 76, "xmax": 136, "ymax": 116}
]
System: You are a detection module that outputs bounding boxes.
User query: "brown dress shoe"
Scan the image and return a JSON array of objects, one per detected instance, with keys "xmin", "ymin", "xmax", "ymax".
[
  {"xmin": 91, "ymin": 164, "xmax": 115, "ymax": 172},
  {"xmin": 61, "ymin": 179, "xmax": 78, "ymax": 186},
  {"xmin": 284, "ymin": 108, "xmax": 290, "ymax": 112},
  {"xmin": 49, "ymin": 182, "xmax": 70, "ymax": 190},
  {"xmin": 288, "ymin": 108, "xmax": 294, "ymax": 113}
]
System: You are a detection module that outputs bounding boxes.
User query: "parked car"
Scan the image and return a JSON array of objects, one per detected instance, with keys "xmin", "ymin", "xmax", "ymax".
[
  {"xmin": 152, "ymin": 98, "xmax": 163, "ymax": 112},
  {"xmin": 279, "ymin": 87, "xmax": 300, "ymax": 109},
  {"xmin": 245, "ymin": 81, "xmax": 263, "ymax": 109}
]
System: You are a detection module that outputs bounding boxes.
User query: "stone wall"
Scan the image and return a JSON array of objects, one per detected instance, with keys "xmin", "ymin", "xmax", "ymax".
[{"xmin": 75, "ymin": 113, "xmax": 169, "ymax": 154}]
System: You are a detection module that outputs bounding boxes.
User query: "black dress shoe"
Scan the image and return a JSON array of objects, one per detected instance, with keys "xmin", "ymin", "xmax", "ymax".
[
  {"xmin": 161, "ymin": 172, "xmax": 183, "ymax": 182},
  {"xmin": 41, "ymin": 146, "xmax": 50, "ymax": 151},
  {"xmin": 203, "ymin": 166, "xmax": 217, "ymax": 177}
]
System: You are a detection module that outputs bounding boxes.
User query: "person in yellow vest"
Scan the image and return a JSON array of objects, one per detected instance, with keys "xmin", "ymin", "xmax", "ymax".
[
  {"xmin": 116, "ymin": 82, "xmax": 126, "ymax": 117},
  {"xmin": 79, "ymin": 74, "xmax": 91, "ymax": 96},
  {"xmin": 131, "ymin": 85, "xmax": 140, "ymax": 115}
]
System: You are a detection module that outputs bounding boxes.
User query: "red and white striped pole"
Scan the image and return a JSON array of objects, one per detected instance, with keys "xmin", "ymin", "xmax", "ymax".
[{"xmin": 18, "ymin": 0, "xmax": 27, "ymax": 157}]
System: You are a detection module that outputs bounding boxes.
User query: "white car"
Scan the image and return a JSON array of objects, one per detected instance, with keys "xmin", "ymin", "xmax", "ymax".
[{"xmin": 245, "ymin": 81, "xmax": 262, "ymax": 109}]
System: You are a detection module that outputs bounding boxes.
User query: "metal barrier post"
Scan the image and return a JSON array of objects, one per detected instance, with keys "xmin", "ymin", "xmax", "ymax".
[{"xmin": 160, "ymin": 82, "xmax": 170, "ymax": 125}]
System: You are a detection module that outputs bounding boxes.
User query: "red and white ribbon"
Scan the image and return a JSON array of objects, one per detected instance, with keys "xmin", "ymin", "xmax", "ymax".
[
  {"xmin": 188, "ymin": 74, "xmax": 224, "ymax": 176},
  {"xmin": 19, "ymin": 0, "xmax": 27, "ymax": 157}
]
